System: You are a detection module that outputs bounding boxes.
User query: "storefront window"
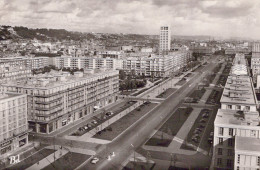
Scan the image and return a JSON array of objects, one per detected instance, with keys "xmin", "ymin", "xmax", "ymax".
[
  {"xmin": 1, "ymin": 145, "xmax": 11, "ymax": 155},
  {"xmin": 39, "ymin": 124, "xmax": 47, "ymax": 133},
  {"xmin": 19, "ymin": 138, "xmax": 26, "ymax": 147}
]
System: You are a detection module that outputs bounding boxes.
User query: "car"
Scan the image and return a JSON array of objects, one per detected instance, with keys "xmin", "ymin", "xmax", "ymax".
[
  {"xmin": 194, "ymin": 130, "xmax": 201, "ymax": 134},
  {"xmin": 202, "ymin": 113, "xmax": 209, "ymax": 118},
  {"xmin": 103, "ymin": 115, "xmax": 107, "ymax": 119},
  {"xmin": 199, "ymin": 124, "xmax": 205, "ymax": 128},
  {"xmin": 200, "ymin": 119, "xmax": 206, "ymax": 123},
  {"xmin": 208, "ymin": 137, "xmax": 213, "ymax": 144},
  {"xmin": 84, "ymin": 126, "xmax": 88, "ymax": 130},
  {"xmin": 87, "ymin": 124, "xmax": 92, "ymax": 128},
  {"xmin": 195, "ymin": 127, "xmax": 203, "ymax": 131},
  {"xmin": 92, "ymin": 120, "xmax": 98, "ymax": 124},
  {"xmin": 90, "ymin": 157, "xmax": 99, "ymax": 164},
  {"xmin": 210, "ymin": 132, "xmax": 214, "ymax": 136}
]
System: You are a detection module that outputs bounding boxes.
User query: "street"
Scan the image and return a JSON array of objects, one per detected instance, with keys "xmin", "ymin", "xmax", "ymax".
[{"xmin": 79, "ymin": 57, "xmax": 218, "ymax": 170}]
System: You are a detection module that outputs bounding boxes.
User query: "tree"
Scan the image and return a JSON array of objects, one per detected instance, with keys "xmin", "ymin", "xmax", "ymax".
[{"xmin": 119, "ymin": 70, "xmax": 126, "ymax": 80}]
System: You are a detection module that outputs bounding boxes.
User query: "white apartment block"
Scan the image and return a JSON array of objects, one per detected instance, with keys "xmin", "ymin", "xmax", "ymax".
[
  {"xmin": 160, "ymin": 26, "xmax": 171, "ymax": 54},
  {"xmin": 234, "ymin": 136, "xmax": 260, "ymax": 170},
  {"xmin": 0, "ymin": 92, "xmax": 28, "ymax": 159},
  {"xmin": 0, "ymin": 70, "xmax": 119, "ymax": 134},
  {"xmin": 0, "ymin": 63, "xmax": 32, "ymax": 83},
  {"xmin": 213, "ymin": 54, "xmax": 260, "ymax": 170},
  {"xmin": 121, "ymin": 51, "xmax": 191, "ymax": 77},
  {"xmin": 53, "ymin": 56, "xmax": 121, "ymax": 70},
  {"xmin": 0, "ymin": 57, "xmax": 49, "ymax": 70}
]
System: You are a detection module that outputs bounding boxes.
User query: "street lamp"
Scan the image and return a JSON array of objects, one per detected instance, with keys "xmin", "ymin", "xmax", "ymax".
[{"xmin": 130, "ymin": 144, "xmax": 135, "ymax": 169}]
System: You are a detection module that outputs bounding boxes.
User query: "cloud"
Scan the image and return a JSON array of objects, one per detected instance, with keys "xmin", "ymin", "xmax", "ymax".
[{"xmin": 0, "ymin": 0, "xmax": 260, "ymax": 39}]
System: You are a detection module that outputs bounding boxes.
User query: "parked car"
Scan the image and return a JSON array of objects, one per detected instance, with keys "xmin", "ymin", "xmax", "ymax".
[
  {"xmin": 92, "ymin": 120, "xmax": 98, "ymax": 124},
  {"xmin": 208, "ymin": 136, "xmax": 213, "ymax": 144},
  {"xmin": 87, "ymin": 124, "xmax": 92, "ymax": 128},
  {"xmin": 202, "ymin": 113, "xmax": 209, "ymax": 118},
  {"xmin": 90, "ymin": 157, "xmax": 99, "ymax": 164},
  {"xmin": 199, "ymin": 124, "xmax": 205, "ymax": 128},
  {"xmin": 200, "ymin": 119, "xmax": 206, "ymax": 123}
]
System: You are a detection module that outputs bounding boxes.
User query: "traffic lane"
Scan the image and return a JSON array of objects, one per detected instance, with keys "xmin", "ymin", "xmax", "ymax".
[{"xmin": 81, "ymin": 62, "xmax": 217, "ymax": 169}]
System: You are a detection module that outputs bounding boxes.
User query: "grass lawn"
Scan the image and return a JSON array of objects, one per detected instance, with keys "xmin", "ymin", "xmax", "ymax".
[
  {"xmin": 156, "ymin": 88, "xmax": 177, "ymax": 98},
  {"xmin": 92, "ymin": 103, "xmax": 158, "ymax": 141},
  {"xmin": 70, "ymin": 101, "xmax": 137, "ymax": 136},
  {"xmin": 42, "ymin": 152, "xmax": 91, "ymax": 170},
  {"xmin": 145, "ymin": 107, "xmax": 193, "ymax": 147},
  {"xmin": 6, "ymin": 149, "xmax": 55, "ymax": 170},
  {"xmin": 124, "ymin": 161, "xmax": 155, "ymax": 170}
]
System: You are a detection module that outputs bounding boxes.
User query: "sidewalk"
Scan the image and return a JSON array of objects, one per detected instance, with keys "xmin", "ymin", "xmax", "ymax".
[{"xmin": 33, "ymin": 99, "xmax": 124, "ymax": 138}]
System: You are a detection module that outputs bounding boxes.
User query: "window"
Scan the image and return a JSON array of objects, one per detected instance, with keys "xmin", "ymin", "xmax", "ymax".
[
  {"xmin": 237, "ymin": 154, "xmax": 240, "ymax": 164},
  {"xmin": 250, "ymin": 130, "xmax": 256, "ymax": 137},
  {"xmin": 245, "ymin": 106, "xmax": 250, "ymax": 111},
  {"xmin": 258, "ymin": 156, "xmax": 260, "ymax": 166},
  {"xmin": 236, "ymin": 105, "xmax": 241, "ymax": 110},
  {"xmin": 218, "ymin": 148, "xmax": 223, "ymax": 155},
  {"xmin": 227, "ymin": 149, "xmax": 233, "ymax": 156},
  {"xmin": 229, "ymin": 128, "xmax": 233, "ymax": 136},
  {"xmin": 228, "ymin": 138, "xmax": 233, "ymax": 147},
  {"xmin": 219, "ymin": 127, "xmax": 224, "ymax": 135},
  {"xmin": 227, "ymin": 105, "xmax": 232, "ymax": 109},
  {"xmin": 219, "ymin": 138, "xmax": 223, "ymax": 145},
  {"xmin": 227, "ymin": 159, "xmax": 232, "ymax": 167},
  {"xmin": 217, "ymin": 158, "xmax": 222, "ymax": 166}
]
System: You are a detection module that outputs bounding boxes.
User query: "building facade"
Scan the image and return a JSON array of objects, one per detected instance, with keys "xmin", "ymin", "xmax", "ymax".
[
  {"xmin": 0, "ymin": 70, "xmax": 119, "ymax": 134},
  {"xmin": 0, "ymin": 92, "xmax": 28, "ymax": 159},
  {"xmin": 251, "ymin": 42, "xmax": 260, "ymax": 82},
  {"xmin": 213, "ymin": 53, "xmax": 260, "ymax": 170},
  {"xmin": 159, "ymin": 26, "xmax": 171, "ymax": 54}
]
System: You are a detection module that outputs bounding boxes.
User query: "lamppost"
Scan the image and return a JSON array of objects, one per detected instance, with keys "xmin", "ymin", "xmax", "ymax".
[{"xmin": 130, "ymin": 144, "xmax": 135, "ymax": 169}]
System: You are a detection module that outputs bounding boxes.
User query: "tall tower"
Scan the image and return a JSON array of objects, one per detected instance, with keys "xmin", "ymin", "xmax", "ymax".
[{"xmin": 159, "ymin": 26, "xmax": 171, "ymax": 55}]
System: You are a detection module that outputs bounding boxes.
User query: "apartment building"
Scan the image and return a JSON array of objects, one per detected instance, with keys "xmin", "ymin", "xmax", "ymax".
[
  {"xmin": 0, "ymin": 63, "xmax": 32, "ymax": 83},
  {"xmin": 213, "ymin": 53, "xmax": 260, "ymax": 170},
  {"xmin": 160, "ymin": 26, "xmax": 171, "ymax": 55},
  {"xmin": 0, "ymin": 70, "xmax": 119, "ymax": 134},
  {"xmin": 53, "ymin": 56, "xmax": 121, "ymax": 70},
  {"xmin": 0, "ymin": 92, "xmax": 28, "ymax": 159},
  {"xmin": 121, "ymin": 51, "xmax": 192, "ymax": 77},
  {"xmin": 0, "ymin": 57, "xmax": 49, "ymax": 70},
  {"xmin": 251, "ymin": 42, "xmax": 260, "ymax": 82}
]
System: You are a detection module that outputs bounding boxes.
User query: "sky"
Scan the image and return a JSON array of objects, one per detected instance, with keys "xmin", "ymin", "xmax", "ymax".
[{"xmin": 0, "ymin": 0, "xmax": 260, "ymax": 39}]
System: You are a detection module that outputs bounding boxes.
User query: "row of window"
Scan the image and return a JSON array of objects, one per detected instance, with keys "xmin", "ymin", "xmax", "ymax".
[{"xmin": 217, "ymin": 158, "xmax": 233, "ymax": 167}]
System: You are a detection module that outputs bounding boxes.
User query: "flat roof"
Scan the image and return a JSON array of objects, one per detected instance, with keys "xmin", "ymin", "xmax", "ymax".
[
  {"xmin": 0, "ymin": 69, "xmax": 118, "ymax": 89},
  {"xmin": 235, "ymin": 136, "xmax": 260, "ymax": 153},
  {"xmin": 220, "ymin": 75, "xmax": 257, "ymax": 105},
  {"xmin": 214, "ymin": 109, "xmax": 260, "ymax": 127},
  {"xmin": 0, "ymin": 92, "xmax": 25, "ymax": 101}
]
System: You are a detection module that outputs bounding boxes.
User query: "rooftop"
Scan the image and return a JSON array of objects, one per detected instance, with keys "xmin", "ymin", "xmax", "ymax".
[
  {"xmin": 235, "ymin": 136, "xmax": 260, "ymax": 153},
  {"xmin": 0, "ymin": 69, "xmax": 118, "ymax": 89},
  {"xmin": 214, "ymin": 109, "xmax": 260, "ymax": 127},
  {"xmin": 0, "ymin": 92, "xmax": 25, "ymax": 101},
  {"xmin": 220, "ymin": 75, "xmax": 257, "ymax": 105}
]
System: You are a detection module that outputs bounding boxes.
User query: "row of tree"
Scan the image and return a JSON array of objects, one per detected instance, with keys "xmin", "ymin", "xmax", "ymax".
[
  {"xmin": 119, "ymin": 79, "xmax": 147, "ymax": 92},
  {"xmin": 32, "ymin": 66, "xmax": 84, "ymax": 75}
]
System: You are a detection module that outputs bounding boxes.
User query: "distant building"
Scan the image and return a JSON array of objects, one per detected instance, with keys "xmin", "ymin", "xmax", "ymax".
[
  {"xmin": 0, "ymin": 70, "xmax": 119, "ymax": 134},
  {"xmin": 159, "ymin": 26, "xmax": 171, "ymax": 55},
  {"xmin": 121, "ymin": 51, "xmax": 192, "ymax": 77},
  {"xmin": 251, "ymin": 42, "xmax": 260, "ymax": 82},
  {"xmin": 0, "ymin": 92, "xmax": 29, "ymax": 159},
  {"xmin": 0, "ymin": 63, "xmax": 32, "ymax": 83},
  {"xmin": 0, "ymin": 57, "xmax": 49, "ymax": 70}
]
